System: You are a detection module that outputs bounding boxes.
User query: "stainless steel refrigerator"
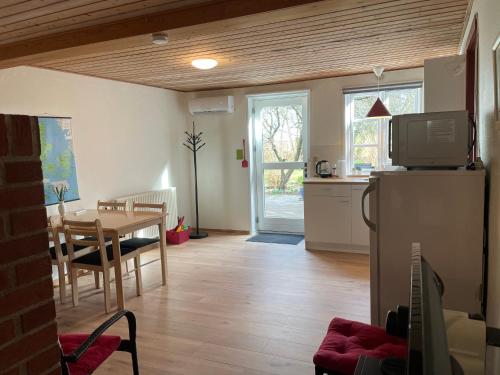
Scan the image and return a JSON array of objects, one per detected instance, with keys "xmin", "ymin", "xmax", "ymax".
[{"xmin": 362, "ymin": 170, "xmax": 485, "ymax": 326}]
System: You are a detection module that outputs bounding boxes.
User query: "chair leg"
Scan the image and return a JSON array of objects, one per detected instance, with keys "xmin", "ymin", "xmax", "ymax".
[
  {"xmin": 57, "ymin": 263, "xmax": 66, "ymax": 304},
  {"xmin": 94, "ymin": 271, "xmax": 100, "ymax": 289},
  {"xmin": 70, "ymin": 267, "xmax": 79, "ymax": 307},
  {"xmin": 131, "ymin": 342, "xmax": 139, "ymax": 375},
  {"xmin": 103, "ymin": 269, "xmax": 111, "ymax": 314},
  {"xmin": 134, "ymin": 255, "xmax": 142, "ymax": 297},
  {"xmin": 125, "ymin": 260, "xmax": 130, "ymax": 275}
]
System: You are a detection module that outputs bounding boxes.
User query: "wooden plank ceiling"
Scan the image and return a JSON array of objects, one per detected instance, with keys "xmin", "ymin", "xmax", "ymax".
[
  {"xmin": 2, "ymin": 0, "xmax": 470, "ymax": 91},
  {"xmin": 0, "ymin": 0, "xmax": 211, "ymax": 45}
]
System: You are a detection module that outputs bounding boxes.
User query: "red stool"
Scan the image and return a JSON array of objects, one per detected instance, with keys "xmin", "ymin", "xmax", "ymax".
[{"xmin": 314, "ymin": 307, "xmax": 408, "ymax": 375}]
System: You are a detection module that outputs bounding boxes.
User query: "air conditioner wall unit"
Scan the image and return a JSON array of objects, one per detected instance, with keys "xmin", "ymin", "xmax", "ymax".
[{"xmin": 188, "ymin": 96, "xmax": 234, "ymax": 114}]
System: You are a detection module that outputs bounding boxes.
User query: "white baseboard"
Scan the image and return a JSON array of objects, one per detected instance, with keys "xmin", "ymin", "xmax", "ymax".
[{"xmin": 305, "ymin": 241, "xmax": 369, "ymax": 254}]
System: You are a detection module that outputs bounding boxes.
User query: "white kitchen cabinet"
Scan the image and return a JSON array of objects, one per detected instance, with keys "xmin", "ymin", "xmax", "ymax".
[{"xmin": 304, "ymin": 180, "xmax": 369, "ymax": 253}]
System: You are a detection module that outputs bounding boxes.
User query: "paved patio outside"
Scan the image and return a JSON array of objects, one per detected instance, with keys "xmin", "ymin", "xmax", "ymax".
[{"xmin": 264, "ymin": 193, "xmax": 304, "ymax": 219}]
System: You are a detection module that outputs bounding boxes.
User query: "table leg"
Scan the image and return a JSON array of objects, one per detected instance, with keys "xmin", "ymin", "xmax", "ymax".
[
  {"xmin": 112, "ymin": 232, "xmax": 125, "ymax": 310},
  {"xmin": 158, "ymin": 218, "xmax": 167, "ymax": 285}
]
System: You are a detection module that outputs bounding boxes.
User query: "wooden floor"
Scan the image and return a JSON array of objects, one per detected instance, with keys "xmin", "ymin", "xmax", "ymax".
[{"xmin": 56, "ymin": 233, "xmax": 370, "ymax": 375}]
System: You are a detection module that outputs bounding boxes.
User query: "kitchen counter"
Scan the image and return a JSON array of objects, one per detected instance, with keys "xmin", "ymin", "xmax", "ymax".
[{"xmin": 304, "ymin": 176, "xmax": 369, "ymax": 185}]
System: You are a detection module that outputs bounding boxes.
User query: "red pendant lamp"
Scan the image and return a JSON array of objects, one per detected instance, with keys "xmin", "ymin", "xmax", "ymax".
[{"xmin": 366, "ymin": 67, "xmax": 391, "ymax": 118}]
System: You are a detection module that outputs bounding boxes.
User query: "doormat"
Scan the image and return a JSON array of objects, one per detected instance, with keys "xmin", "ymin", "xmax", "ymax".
[{"xmin": 246, "ymin": 233, "xmax": 304, "ymax": 245}]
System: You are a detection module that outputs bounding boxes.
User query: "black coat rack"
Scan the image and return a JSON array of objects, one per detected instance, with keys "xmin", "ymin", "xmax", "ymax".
[{"xmin": 183, "ymin": 121, "xmax": 208, "ymax": 239}]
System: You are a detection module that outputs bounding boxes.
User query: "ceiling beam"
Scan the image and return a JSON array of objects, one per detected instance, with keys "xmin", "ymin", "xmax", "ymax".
[
  {"xmin": 458, "ymin": 0, "xmax": 475, "ymax": 53},
  {"xmin": 0, "ymin": 0, "xmax": 324, "ymax": 68}
]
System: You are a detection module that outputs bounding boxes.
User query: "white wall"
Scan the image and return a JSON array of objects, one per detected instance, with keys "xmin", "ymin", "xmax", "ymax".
[
  {"xmin": 461, "ymin": 1, "xmax": 500, "ymax": 373},
  {"xmin": 0, "ymin": 66, "xmax": 191, "ymax": 222},
  {"xmin": 187, "ymin": 68, "xmax": 423, "ymax": 231},
  {"xmin": 0, "ymin": 65, "xmax": 424, "ymax": 234}
]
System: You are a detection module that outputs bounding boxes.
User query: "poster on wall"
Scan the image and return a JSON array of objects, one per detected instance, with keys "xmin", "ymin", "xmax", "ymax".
[{"xmin": 38, "ymin": 117, "xmax": 80, "ymax": 206}]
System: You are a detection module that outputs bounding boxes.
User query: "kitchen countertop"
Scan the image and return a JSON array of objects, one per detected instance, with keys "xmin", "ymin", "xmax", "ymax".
[{"xmin": 304, "ymin": 176, "xmax": 370, "ymax": 185}]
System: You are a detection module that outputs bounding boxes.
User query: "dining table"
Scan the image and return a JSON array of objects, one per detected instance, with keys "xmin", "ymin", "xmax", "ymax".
[{"xmin": 52, "ymin": 208, "xmax": 167, "ymax": 310}]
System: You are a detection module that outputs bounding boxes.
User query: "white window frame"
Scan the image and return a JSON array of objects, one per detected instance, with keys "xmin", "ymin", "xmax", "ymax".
[{"xmin": 344, "ymin": 84, "xmax": 422, "ymax": 174}]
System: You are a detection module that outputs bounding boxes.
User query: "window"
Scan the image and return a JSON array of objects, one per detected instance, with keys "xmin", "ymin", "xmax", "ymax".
[{"xmin": 345, "ymin": 84, "xmax": 422, "ymax": 174}]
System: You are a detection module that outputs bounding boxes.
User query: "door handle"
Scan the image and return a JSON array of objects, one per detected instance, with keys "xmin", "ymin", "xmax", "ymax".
[
  {"xmin": 388, "ymin": 119, "xmax": 393, "ymax": 159},
  {"xmin": 362, "ymin": 179, "xmax": 377, "ymax": 231}
]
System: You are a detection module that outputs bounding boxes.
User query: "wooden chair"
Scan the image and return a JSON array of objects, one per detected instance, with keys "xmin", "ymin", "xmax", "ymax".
[
  {"xmin": 97, "ymin": 199, "xmax": 134, "ymax": 273},
  {"xmin": 48, "ymin": 216, "xmax": 97, "ymax": 304},
  {"xmin": 90, "ymin": 200, "xmax": 127, "ymax": 245},
  {"xmin": 97, "ymin": 200, "xmax": 127, "ymax": 211},
  {"xmin": 118, "ymin": 203, "xmax": 167, "ymax": 272},
  {"xmin": 63, "ymin": 219, "xmax": 142, "ymax": 313},
  {"xmin": 59, "ymin": 309, "xmax": 139, "ymax": 375}
]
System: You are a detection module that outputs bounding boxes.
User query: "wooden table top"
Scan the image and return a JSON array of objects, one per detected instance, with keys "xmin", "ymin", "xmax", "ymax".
[{"xmin": 52, "ymin": 209, "xmax": 165, "ymax": 233}]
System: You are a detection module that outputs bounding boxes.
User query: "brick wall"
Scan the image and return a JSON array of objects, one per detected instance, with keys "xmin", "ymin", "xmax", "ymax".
[{"xmin": 0, "ymin": 114, "xmax": 60, "ymax": 375}]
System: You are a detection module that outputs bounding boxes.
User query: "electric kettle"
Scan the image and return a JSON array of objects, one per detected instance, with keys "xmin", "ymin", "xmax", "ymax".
[{"xmin": 315, "ymin": 160, "xmax": 332, "ymax": 178}]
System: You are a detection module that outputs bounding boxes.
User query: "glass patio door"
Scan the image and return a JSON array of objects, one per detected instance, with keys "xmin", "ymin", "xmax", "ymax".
[{"xmin": 251, "ymin": 92, "xmax": 308, "ymax": 233}]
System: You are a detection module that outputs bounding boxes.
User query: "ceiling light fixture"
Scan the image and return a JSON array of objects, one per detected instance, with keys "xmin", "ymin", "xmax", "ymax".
[
  {"xmin": 366, "ymin": 66, "xmax": 392, "ymax": 118},
  {"xmin": 152, "ymin": 33, "xmax": 168, "ymax": 45},
  {"xmin": 192, "ymin": 58, "xmax": 218, "ymax": 70}
]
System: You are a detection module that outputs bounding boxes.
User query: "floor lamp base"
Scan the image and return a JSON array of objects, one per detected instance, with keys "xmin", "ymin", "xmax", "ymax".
[{"xmin": 190, "ymin": 231, "xmax": 208, "ymax": 239}]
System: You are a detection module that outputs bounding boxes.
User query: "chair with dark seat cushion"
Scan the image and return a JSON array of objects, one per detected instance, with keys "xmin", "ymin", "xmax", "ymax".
[
  {"xmin": 75, "ymin": 244, "xmax": 138, "ymax": 265},
  {"xmin": 93, "ymin": 200, "xmax": 125, "ymax": 243},
  {"xmin": 60, "ymin": 310, "xmax": 138, "ymax": 375},
  {"xmin": 64, "ymin": 218, "xmax": 142, "ymax": 313},
  {"xmin": 120, "ymin": 236, "xmax": 160, "ymax": 249},
  {"xmin": 48, "ymin": 216, "xmax": 98, "ymax": 305},
  {"xmin": 117, "ymin": 202, "xmax": 166, "ymax": 280},
  {"xmin": 49, "ymin": 242, "xmax": 88, "ymax": 259},
  {"xmin": 82, "ymin": 236, "xmax": 113, "ymax": 242},
  {"xmin": 313, "ymin": 316, "xmax": 407, "ymax": 375},
  {"xmin": 118, "ymin": 201, "xmax": 166, "ymax": 254},
  {"xmin": 96, "ymin": 199, "xmax": 134, "ymax": 271}
]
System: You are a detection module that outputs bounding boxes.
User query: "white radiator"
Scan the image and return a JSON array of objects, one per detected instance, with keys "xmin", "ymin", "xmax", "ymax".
[{"xmin": 115, "ymin": 188, "xmax": 178, "ymax": 237}]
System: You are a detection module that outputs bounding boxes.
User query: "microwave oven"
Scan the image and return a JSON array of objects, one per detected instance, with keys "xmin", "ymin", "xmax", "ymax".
[{"xmin": 390, "ymin": 110, "xmax": 471, "ymax": 168}]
